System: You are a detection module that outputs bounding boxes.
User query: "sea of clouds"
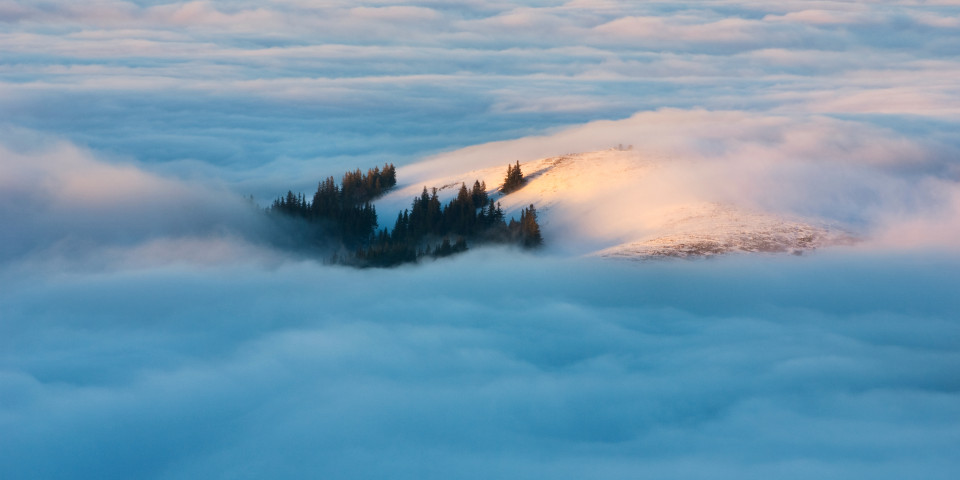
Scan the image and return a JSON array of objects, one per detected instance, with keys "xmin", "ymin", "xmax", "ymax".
[
  {"xmin": 2, "ymin": 0, "xmax": 959, "ymax": 197},
  {"xmin": 2, "ymin": 251, "xmax": 959, "ymax": 479},
  {"xmin": 2, "ymin": 1, "xmax": 960, "ymax": 479}
]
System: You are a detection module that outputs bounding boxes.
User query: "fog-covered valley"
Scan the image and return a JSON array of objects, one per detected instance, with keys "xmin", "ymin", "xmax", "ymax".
[
  {"xmin": 3, "ymin": 0, "xmax": 960, "ymax": 478},
  {"xmin": 3, "ymin": 250, "xmax": 959, "ymax": 479}
]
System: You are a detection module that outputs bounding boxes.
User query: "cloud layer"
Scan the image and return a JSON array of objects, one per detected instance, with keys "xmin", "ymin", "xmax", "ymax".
[
  {"xmin": 2, "ymin": 0, "xmax": 959, "ymax": 199},
  {"xmin": 2, "ymin": 253, "xmax": 959, "ymax": 479},
  {"xmin": 0, "ymin": 129, "xmax": 279, "ymax": 268}
]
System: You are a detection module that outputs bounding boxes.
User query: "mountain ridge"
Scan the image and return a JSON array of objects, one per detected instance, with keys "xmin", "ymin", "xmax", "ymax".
[{"xmin": 376, "ymin": 149, "xmax": 856, "ymax": 259}]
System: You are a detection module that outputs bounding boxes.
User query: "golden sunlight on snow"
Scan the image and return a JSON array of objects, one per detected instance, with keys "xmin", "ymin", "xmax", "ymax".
[{"xmin": 377, "ymin": 149, "xmax": 856, "ymax": 259}]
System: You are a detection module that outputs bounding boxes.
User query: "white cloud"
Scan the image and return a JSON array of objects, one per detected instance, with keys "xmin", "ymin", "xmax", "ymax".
[
  {"xmin": 0, "ymin": 130, "xmax": 277, "ymax": 268},
  {"xmin": 595, "ymin": 15, "xmax": 763, "ymax": 43},
  {"xmin": 763, "ymin": 9, "xmax": 872, "ymax": 25}
]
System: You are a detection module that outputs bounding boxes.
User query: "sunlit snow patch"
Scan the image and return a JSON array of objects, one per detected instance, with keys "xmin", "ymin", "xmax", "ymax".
[{"xmin": 381, "ymin": 149, "xmax": 858, "ymax": 259}]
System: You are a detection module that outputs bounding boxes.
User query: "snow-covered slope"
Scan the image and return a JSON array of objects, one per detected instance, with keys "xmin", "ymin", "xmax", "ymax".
[
  {"xmin": 376, "ymin": 149, "xmax": 855, "ymax": 259},
  {"xmin": 594, "ymin": 202, "xmax": 854, "ymax": 259}
]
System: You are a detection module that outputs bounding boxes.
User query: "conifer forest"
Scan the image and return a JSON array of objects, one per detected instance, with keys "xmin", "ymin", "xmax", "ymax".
[{"xmin": 267, "ymin": 162, "xmax": 542, "ymax": 267}]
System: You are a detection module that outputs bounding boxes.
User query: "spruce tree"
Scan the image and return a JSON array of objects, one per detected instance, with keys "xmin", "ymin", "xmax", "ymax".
[
  {"xmin": 521, "ymin": 204, "xmax": 543, "ymax": 248},
  {"xmin": 502, "ymin": 161, "xmax": 525, "ymax": 194},
  {"xmin": 471, "ymin": 180, "xmax": 488, "ymax": 208}
]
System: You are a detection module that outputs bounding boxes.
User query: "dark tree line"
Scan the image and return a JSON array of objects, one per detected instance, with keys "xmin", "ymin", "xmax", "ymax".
[
  {"xmin": 354, "ymin": 180, "xmax": 542, "ymax": 267},
  {"xmin": 341, "ymin": 164, "xmax": 397, "ymax": 205},
  {"xmin": 269, "ymin": 164, "xmax": 395, "ymax": 247},
  {"xmin": 501, "ymin": 161, "xmax": 526, "ymax": 194},
  {"xmin": 267, "ymin": 163, "xmax": 542, "ymax": 268}
]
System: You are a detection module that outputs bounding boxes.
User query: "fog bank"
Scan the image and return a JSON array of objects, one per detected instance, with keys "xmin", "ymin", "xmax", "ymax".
[{"xmin": 2, "ymin": 252, "xmax": 959, "ymax": 479}]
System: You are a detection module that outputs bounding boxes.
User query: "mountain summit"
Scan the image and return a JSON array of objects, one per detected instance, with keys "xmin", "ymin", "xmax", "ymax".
[{"xmin": 376, "ymin": 149, "xmax": 855, "ymax": 259}]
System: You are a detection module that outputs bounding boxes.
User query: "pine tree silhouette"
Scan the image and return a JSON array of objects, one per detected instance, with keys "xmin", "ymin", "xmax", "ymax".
[
  {"xmin": 521, "ymin": 204, "xmax": 543, "ymax": 248},
  {"xmin": 269, "ymin": 165, "xmax": 544, "ymax": 267},
  {"xmin": 501, "ymin": 161, "xmax": 525, "ymax": 194}
]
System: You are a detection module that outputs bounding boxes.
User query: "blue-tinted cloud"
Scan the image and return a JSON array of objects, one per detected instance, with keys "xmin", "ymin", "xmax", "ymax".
[
  {"xmin": 3, "ymin": 2, "xmax": 960, "ymax": 478},
  {"xmin": 2, "ymin": 252, "xmax": 959, "ymax": 479}
]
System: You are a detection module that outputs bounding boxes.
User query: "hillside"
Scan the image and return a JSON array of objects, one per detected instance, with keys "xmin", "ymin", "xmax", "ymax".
[{"xmin": 376, "ymin": 149, "xmax": 855, "ymax": 259}]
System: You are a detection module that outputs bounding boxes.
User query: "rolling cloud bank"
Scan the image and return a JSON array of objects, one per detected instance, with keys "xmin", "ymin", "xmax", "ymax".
[
  {"xmin": 2, "ymin": 1, "xmax": 960, "ymax": 479},
  {"xmin": 3, "ymin": 253, "xmax": 960, "ymax": 479}
]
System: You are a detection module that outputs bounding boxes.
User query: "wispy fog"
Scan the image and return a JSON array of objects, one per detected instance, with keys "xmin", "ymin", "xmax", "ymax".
[
  {"xmin": 400, "ymin": 109, "xmax": 960, "ymax": 251},
  {"xmin": 0, "ymin": 129, "xmax": 284, "ymax": 269},
  {"xmin": 2, "ymin": 252, "xmax": 959, "ymax": 479}
]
